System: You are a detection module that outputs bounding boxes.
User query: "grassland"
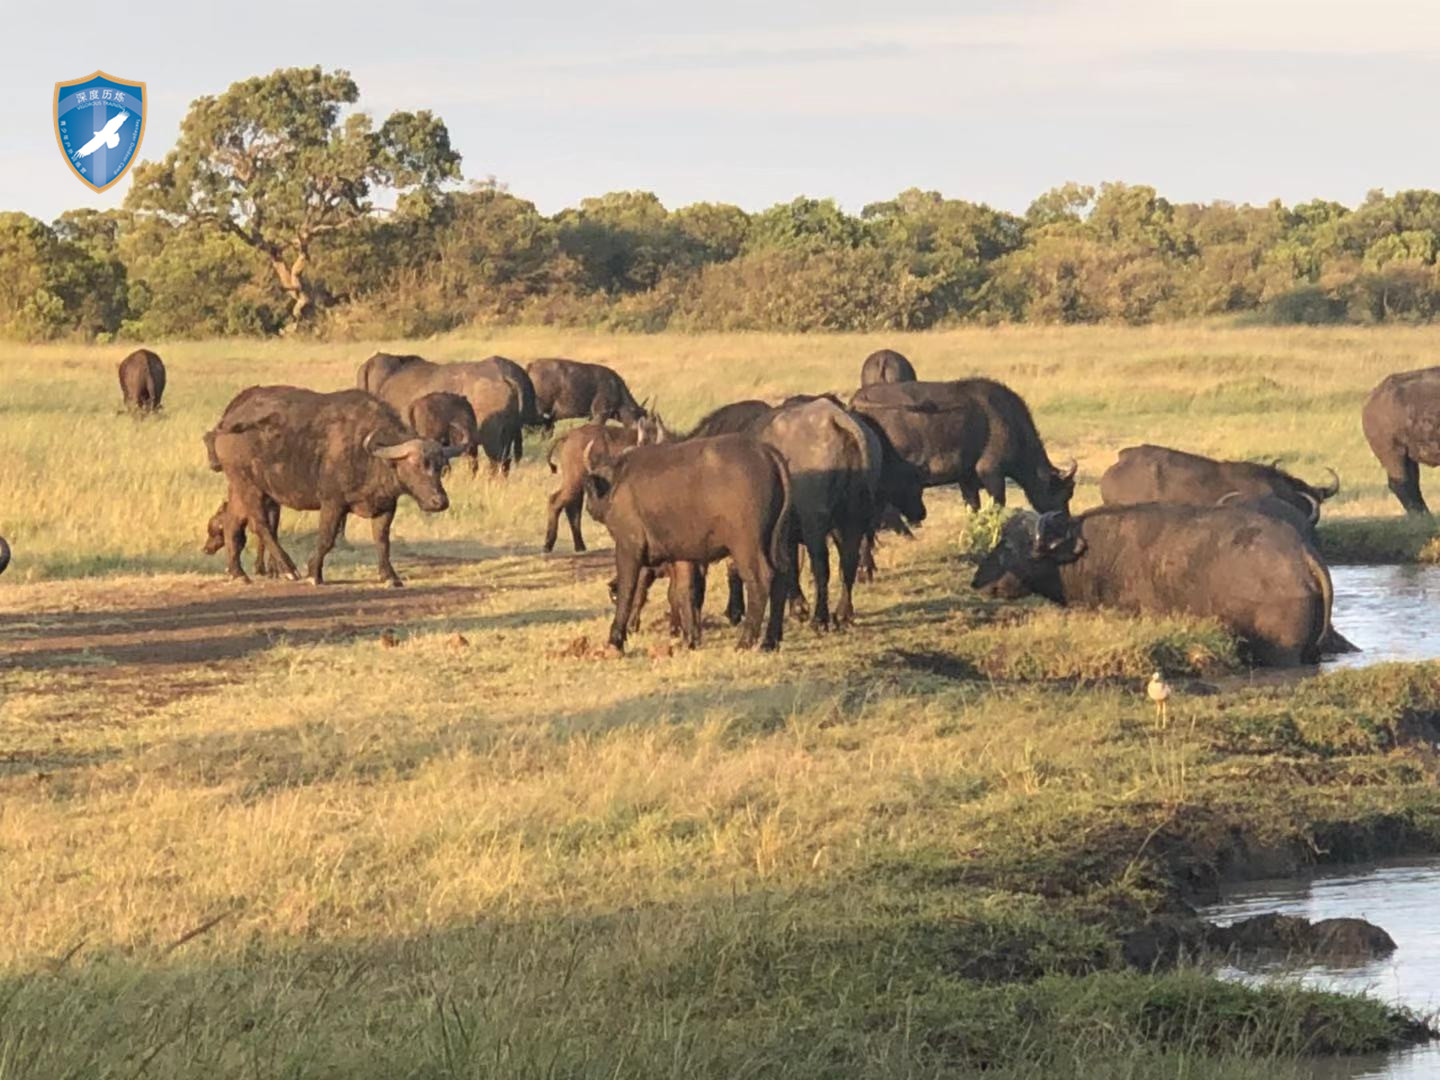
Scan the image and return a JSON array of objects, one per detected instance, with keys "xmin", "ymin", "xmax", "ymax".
[{"xmin": 3, "ymin": 324, "xmax": 1440, "ymax": 1078}]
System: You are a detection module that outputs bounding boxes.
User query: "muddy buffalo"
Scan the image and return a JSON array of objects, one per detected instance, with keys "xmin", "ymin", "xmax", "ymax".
[
  {"xmin": 356, "ymin": 352, "xmax": 427, "ymax": 395},
  {"xmin": 528, "ymin": 358, "xmax": 646, "ymax": 427},
  {"xmin": 407, "ymin": 392, "xmax": 480, "ymax": 473},
  {"xmin": 972, "ymin": 505, "xmax": 1338, "ymax": 666},
  {"xmin": 860, "ymin": 348, "xmax": 917, "ymax": 387},
  {"xmin": 1363, "ymin": 367, "xmax": 1440, "ymax": 514},
  {"xmin": 118, "ymin": 349, "xmax": 166, "ymax": 414},
  {"xmin": 1101, "ymin": 445, "xmax": 1338, "ymax": 529},
  {"xmin": 543, "ymin": 416, "xmax": 666, "ymax": 552},
  {"xmin": 204, "ymin": 386, "xmax": 462, "ymax": 586},
  {"xmin": 851, "ymin": 378, "xmax": 1074, "ymax": 513},
  {"xmin": 582, "ymin": 434, "xmax": 791, "ymax": 652}
]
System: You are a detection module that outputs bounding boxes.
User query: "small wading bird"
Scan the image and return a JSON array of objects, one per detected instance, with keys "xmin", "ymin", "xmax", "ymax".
[
  {"xmin": 1147, "ymin": 671, "xmax": 1172, "ymax": 729},
  {"xmin": 75, "ymin": 111, "xmax": 128, "ymax": 158}
]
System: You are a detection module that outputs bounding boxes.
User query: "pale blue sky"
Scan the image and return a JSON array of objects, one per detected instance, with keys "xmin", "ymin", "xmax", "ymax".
[{"xmin": 3, "ymin": 0, "xmax": 1438, "ymax": 223}]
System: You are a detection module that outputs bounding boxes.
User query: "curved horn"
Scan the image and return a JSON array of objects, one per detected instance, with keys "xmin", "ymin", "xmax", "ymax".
[
  {"xmin": 0, "ymin": 535, "xmax": 10, "ymax": 576},
  {"xmin": 1056, "ymin": 458, "xmax": 1078, "ymax": 481},
  {"xmin": 1299, "ymin": 491, "xmax": 1321, "ymax": 525},
  {"xmin": 1316, "ymin": 467, "xmax": 1340, "ymax": 500},
  {"xmin": 583, "ymin": 438, "xmax": 603, "ymax": 473},
  {"xmin": 440, "ymin": 444, "xmax": 467, "ymax": 460},
  {"xmin": 366, "ymin": 431, "xmax": 419, "ymax": 461},
  {"xmin": 1217, "ymin": 491, "xmax": 1242, "ymax": 507}
]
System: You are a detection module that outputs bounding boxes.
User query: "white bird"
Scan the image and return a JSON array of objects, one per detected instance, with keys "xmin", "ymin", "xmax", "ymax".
[
  {"xmin": 75, "ymin": 112, "xmax": 128, "ymax": 158},
  {"xmin": 1147, "ymin": 671, "xmax": 1172, "ymax": 729}
]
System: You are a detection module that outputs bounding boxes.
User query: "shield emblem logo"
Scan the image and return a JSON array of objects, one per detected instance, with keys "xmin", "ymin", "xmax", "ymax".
[{"xmin": 53, "ymin": 71, "xmax": 146, "ymax": 193}]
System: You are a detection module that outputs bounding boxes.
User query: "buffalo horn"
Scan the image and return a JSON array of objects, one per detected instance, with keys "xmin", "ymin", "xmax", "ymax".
[
  {"xmin": 365, "ymin": 432, "xmax": 419, "ymax": 460},
  {"xmin": 1057, "ymin": 458, "xmax": 1078, "ymax": 481},
  {"xmin": 1317, "ymin": 467, "xmax": 1340, "ymax": 500}
]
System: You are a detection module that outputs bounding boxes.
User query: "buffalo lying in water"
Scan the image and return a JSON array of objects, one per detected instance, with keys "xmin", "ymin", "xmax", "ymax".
[
  {"xmin": 972, "ymin": 504, "xmax": 1338, "ymax": 667},
  {"xmin": 118, "ymin": 349, "xmax": 166, "ymax": 414},
  {"xmin": 1101, "ymin": 444, "xmax": 1338, "ymax": 532},
  {"xmin": 859, "ymin": 348, "xmax": 916, "ymax": 387},
  {"xmin": 583, "ymin": 434, "xmax": 791, "ymax": 652},
  {"xmin": 1363, "ymin": 367, "xmax": 1440, "ymax": 514},
  {"xmin": 205, "ymin": 386, "xmax": 462, "ymax": 586},
  {"xmin": 851, "ymin": 378, "xmax": 1075, "ymax": 513}
]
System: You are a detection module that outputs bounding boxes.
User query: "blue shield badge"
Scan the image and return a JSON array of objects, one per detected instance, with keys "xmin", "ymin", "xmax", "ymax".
[{"xmin": 54, "ymin": 71, "xmax": 146, "ymax": 193}]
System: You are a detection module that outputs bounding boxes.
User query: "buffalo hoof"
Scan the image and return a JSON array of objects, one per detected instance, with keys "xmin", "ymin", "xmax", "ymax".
[
  {"xmin": 809, "ymin": 618, "xmax": 830, "ymax": 635},
  {"xmin": 307, "ymin": 576, "xmax": 323, "ymax": 587},
  {"xmin": 285, "ymin": 571, "xmax": 301, "ymax": 583},
  {"xmin": 384, "ymin": 578, "xmax": 404, "ymax": 589},
  {"xmin": 604, "ymin": 644, "xmax": 624, "ymax": 659},
  {"xmin": 574, "ymin": 541, "xmax": 587, "ymax": 553},
  {"xmin": 228, "ymin": 572, "xmax": 251, "ymax": 585}
]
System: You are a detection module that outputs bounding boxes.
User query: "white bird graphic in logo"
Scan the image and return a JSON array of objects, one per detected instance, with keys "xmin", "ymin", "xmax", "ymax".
[{"xmin": 75, "ymin": 111, "xmax": 129, "ymax": 158}]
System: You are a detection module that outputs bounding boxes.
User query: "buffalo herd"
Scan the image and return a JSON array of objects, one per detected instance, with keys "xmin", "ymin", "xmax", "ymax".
[{"xmin": 0, "ymin": 347, "xmax": 1432, "ymax": 664}]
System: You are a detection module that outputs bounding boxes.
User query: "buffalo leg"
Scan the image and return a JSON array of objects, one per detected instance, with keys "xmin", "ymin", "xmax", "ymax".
[
  {"xmin": 306, "ymin": 503, "xmax": 346, "ymax": 585},
  {"xmin": 958, "ymin": 473, "xmax": 983, "ymax": 512},
  {"xmin": 543, "ymin": 487, "xmax": 580, "ymax": 553},
  {"xmin": 222, "ymin": 504, "xmax": 250, "ymax": 583},
  {"xmin": 609, "ymin": 547, "xmax": 644, "ymax": 652},
  {"xmin": 669, "ymin": 561, "xmax": 702, "ymax": 648},
  {"xmin": 980, "ymin": 469, "xmax": 1007, "ymax": 507},
  {"xmin": 243, "ymin": 492, "xmax": 298, "ymax": 581},
  {"xmin": 1390, "ymin": 456, "xmax": 1429, "ymax": 515},
  {"xmin": 469, "ymin": 448, "xmax": 481, "ymax": 477},
  {"xmin": 858, "ymin": 533, "xmax": 877, "ymax": 583},
  {"xmin": 802, "ymin": 531, "xmax": 830, "ymax": 632},
  {"xmin": 256, "ymin": 499, "xmax": 283, "ymax": 577},
  {"xmin": 832, "ymin": 524, "xmax": 865, "ymax": 627},
  {"xmin": 734, "ymin": 554, "xmax": 773, "ymax": 651},
  {"xmin": 762, "ymin": 559, "xmax": 786, "ymax": 651},
  {"xmin": 629, "ymin": 566, "xmax": 657, "ymax": 634},
  {"xmin": 725, "ymin": 563, "xmax": 745, "ymax": 626},
  {"xmin": 564, "ymin": 498, "xmax": 586, "ymax": 552},
  {"xmin": 372, "ymin": 509, "xmax": 402, "ymax": 587}
]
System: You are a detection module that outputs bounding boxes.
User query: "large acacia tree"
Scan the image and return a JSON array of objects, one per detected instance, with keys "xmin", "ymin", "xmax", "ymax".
[{"xmin": 127, "ymin": 66, "xmax": 460, "ymax": 325}]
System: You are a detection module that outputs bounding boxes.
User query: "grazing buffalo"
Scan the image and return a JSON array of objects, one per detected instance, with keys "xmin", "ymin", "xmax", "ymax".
[
  {"xmin": 686, "ymin": 399, "xmax": 773, "ymax": 439},
  {"xmin": 373, "ymin": 360, "xmax": 522, "ymax": 474},
  {"xmin": 118, "ymin": 349, "xmax": 166, "ymax": 414},
  {"xmin": 1100, "ymin": 445, "xmax": 1338, "ymax": 529},
  {"xmin": 860, "ymin": 348, "xmax": 917, "ymax": 387},
  {"xmin": 851, "ymin": 378, "xmax": 1074, "ymax": 513},
  {"xmin": 1362, "ymin": 367, "xmax": 1440, "ymax": 514},
  {"xmin": 742, "ymin": 397, "xmax": 884, "ymax": 630},
  {"xmin": 407, "ymin": 393, "xmax": 480, "ymax": 473},
  {"xmin": 527, "ymin": 358, "xmax": 646, "ymax": 427},
  {"xmin": 543, "ymin": 416, "xmax": 666, "ymax": 552},
  {"xmin": 204, "ymin": 386, "xmax": 462, "ymax": 586},
  {"xmin": 582, "ymin": 434, "xmax": 792, "ymax": 652},
  {"xmin": 972, "ymin": 505, "xmax": 1338, "ymax": 667}
]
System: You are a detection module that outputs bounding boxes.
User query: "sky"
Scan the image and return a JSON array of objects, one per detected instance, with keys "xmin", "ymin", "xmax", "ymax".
[{"xmin": 3, "ymin": 0, "xmax": 1439, "ymax": 224}]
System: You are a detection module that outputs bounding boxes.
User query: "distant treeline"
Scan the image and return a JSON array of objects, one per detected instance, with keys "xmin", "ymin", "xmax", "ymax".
[{"xmin": 11, "ymin": 175, "xmax": 1440, "ymax": 340}]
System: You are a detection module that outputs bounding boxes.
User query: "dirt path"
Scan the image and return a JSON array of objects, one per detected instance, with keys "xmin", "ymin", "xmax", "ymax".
[{"xmin": 0, "ymin": 577, "xmax": 476, "ymax": 674}]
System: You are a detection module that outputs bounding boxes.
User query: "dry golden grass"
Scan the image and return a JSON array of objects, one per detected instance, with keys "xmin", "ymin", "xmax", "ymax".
[{"xmin": 1, "ymin": 324, "xmax": 1437, "ymax": 1078}]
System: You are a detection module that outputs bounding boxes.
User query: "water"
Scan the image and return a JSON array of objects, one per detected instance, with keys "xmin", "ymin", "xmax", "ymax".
[
  {"xmin": 1326, "ymin": 565, "xmax": 1440, "ymax": 669},
  {"xmin": 1204, "ymin": 859, "xmax": 1440, "ymax": 1078}
]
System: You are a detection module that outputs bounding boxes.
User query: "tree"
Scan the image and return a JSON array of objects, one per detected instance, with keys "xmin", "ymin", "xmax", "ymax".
[
  {"xmin": 0, "ymin": 212, "xmax": 122, "ymax": 339},
  {"xmin": 126, "ymin": 66, "xmax": 460, "ymax": 326}
]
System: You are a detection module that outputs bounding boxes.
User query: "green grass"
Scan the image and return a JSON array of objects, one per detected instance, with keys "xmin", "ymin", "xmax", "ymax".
[{"xmin": 2, "ymin": 324, "xmax": 1440, "ymax": 1078}]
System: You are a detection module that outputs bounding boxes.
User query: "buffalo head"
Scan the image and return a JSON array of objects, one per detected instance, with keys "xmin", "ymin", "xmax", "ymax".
[
  {"xmin": 581, "ymin": 439, "xmax": 620, "ymax": 523},
  {"xmin": 1031, "ymin": 459, "xmax": 1078, "ymax": 514},
  {"xmin": 203, "ymin": 500, "xmax": 229, "ymax": 555},
  {"xmin": 971, "ymin": 511, "xmax": 1086, "ymax": 601},
  {"xmin": 366, "ymin": 432, "xmax": 463, "ymax": 513},
  {"xmin": 881, "ymin": 456, "xmax": 928, "ymax": 526}
]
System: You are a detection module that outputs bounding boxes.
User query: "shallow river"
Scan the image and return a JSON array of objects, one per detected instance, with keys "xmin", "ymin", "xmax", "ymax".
[
  {"xmin": 1205, "ymin": 859, "xmax": 1440, "ymax": 1079},
  {"xmin": 1326, "ymin": 565, "xmax": 1440, "ymax": 669}
]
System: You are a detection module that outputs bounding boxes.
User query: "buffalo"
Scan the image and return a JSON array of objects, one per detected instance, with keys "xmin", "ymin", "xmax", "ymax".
[
  {"xmin": 371, "ymin": 359, "xmax": 522, "ymax": 475},
  {"xmin": 356, "ymin": 352, "xmax": 426, "ymax": 395},
  {"xmin": 860, "ymin": 348, "xmax": 917, "ymax": 386},
  {"xmin": 118, "ymin": 349, "xmax": 166, "ymax": 414},
  {"xmin": 582, "ymin": 434, "xmax": 791, "ymax": 652},
  {"xmin": 407, "ymin": 393, "xmax": 480, "ymax": 473},
  {"xmin": 0, "ymin": 536, "xmax": 10, "ymax": 575},
  {"xmin": 742, "ymin": 397, "xmax": 885, "ymax": 629},
  {"xmin": 204, "ymin": 386, "xmax": 462, "ymax": 586},
  {"xmin": 528, "ymin": 358, "xmax": 646, "ymax": 428},
  {"xmin": 1101, "ymin": 445, "xmax": 1338, "ymax": 531},
  {"xmin": 543, "ymin": 416, "xmax": 666, "ymax": 552},
  {"xmin": 972, "ymin": 505, "xmax": 1338, "ymax": 666},
  {"xmin": 851, "ymin": 378, "xmax": 1074, "ymax": 513},
  {"xmin": 1362, "ymin": 367, "xmax": 1440, "ymax": 514},
  {"xmin": 686, "ymin": 399, "xmax": 773, "ymax": 439}
]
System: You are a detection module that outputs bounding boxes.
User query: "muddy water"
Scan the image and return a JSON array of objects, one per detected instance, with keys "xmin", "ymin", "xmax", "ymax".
[
  {"xmin": 1326, "ymin": 565, "xmax": 1440, "ymax": 669},
  {"xmin": 1205, "ymin": 859, "xmax": 1440, "ymax": 1078}
]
